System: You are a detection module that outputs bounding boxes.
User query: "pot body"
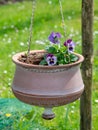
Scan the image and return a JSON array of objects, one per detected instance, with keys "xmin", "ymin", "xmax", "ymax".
[{"xmin": 12, "ymin": 50, "xmax": 84, "ymax": 108}]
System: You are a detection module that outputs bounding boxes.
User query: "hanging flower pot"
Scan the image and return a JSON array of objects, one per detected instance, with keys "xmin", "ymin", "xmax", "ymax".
[
  {"xmin": 12, "ymin": 49, "xmax": 84, "ymax": 120},
  {"xmin": 11, "ymin": 0, "xmax": 84, "ymax": 120}
]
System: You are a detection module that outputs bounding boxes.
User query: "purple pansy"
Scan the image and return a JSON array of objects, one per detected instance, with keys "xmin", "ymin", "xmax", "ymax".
[
  {"xmin": 46, "ymin": 54, "xmax": 57, "ymax": 66},
  {"xmin": 64, "ymin": 39, "xmax": 75, "ymax": 52},
  {"xmin": 48, "ymin": 32, "xmax": 61, "ymax": 44},
  {"xmin": 64, "ymin": 39, "xmax": 72, "ymax": 46}
]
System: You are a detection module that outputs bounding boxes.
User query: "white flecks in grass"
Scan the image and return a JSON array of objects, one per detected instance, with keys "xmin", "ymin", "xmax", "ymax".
[
  {"xmin": 20, "ymin": 42, "xmax": 25, "ymax": 46},
  {"xmin": 48, "ymin": 1, "xmax": 52, "ymax": 4},
  {"xmin": 45, "ymin": 39, "xmax": 48, "ymax": 42},
  {"xmin": 75, "ymin": 31, "xmax": 79, "ymax": 35},
  {"xmin": 2, "ymin": 38, "xmax": 6, "ymax": 42},
  {"xmin": 69, "ymin": 33, "xmax": 75, "ymax": 38},
  {"xmin": 10, "ymin": 25, "xmax": 15, "ymax": 29},
  {"xmin": 8, "ymin": 54, "xmax": 12, "ymax": 58},
  {"xmin": 8, "ymin": 78, "xmax": 11, "ymax": 81},
  {"xmin": 76, "ymin": 41, "xmax": 81, "ymax": 44},
  {"xmin": 41, "ymin": 31, "xmax": 46, "ymax": 34},
  {"xmin": 44, "ymin": 39, "xmax": 49, "ymax": 44},
  {"xmin": 2, "ymin": 87, "xmax": 6, "ymax": 90},
  {"xmin": 22, "ymin": 29, "xmax": 26, "ymax": 33},
  {"xmin": 8, "ymin": 38, "xmax": 12, "ymax": 44},
  {"xmin": 71, "ymin": 106, "xmax": 75, "ymax": 109},
  {"xmin": 24, "ymin": 27, "xmax": 28, "ymax": 31},
  {"xmin": 64, "ymin": 107, "xmax": 67, "ymax": 111},
  {"xmin": 3, "ymin": 70, "xmax": 7, "ymax": 74},
  {"xmin": 94, "ymin": 16, "xmax": 98, "ymax": 21},
  {"xmin": 8, "ymin": 82, "xmax": 11, "ymax": 86},
  {"xmin": 70, "ymin": 28, "xmax": 74, "ymax": 33},
  {"xmin": 93, "ymin": 31, "xmax": 98, "ymax": 36},
  {"xmin": 35, "ymin": 40, "xmax": 45, "ymax": 45},
  {"xmin": 3, "ymin": 26, "xmax": 7, "ymax": 30},
  {"xmin": 4, "ymin": 34, "xmax": 8, "ymax": 37},
  {"xmin": 15, "ymin": 29, "xmax": 19, "ymax": 33},
  {"xmin": 71, "ymin": 110, "xmax": 75, "ymax": 114},
  {"xmin": 12, "ymin": 52, "xmax": 16, "ymax": 55},
  {"xmin": 73, "ymin": 102, "xmax": 76, "ymax": 104},
  {"xmin": 54, "ymin": 25, "xmax": 58, "ymax": 29},
  {"xmin": 68, "ymin": 16, "xmax": 72, "ymax": 20},
  {"xmin": 35, "ymin": 128, "xmax": 39, "ymax": 130},
  {"xmin": 95, "ymin": 100, "xmax": 98, "ymax": 103}
]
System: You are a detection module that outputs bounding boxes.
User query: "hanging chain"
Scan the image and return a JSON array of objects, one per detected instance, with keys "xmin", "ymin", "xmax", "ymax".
[
  {"xmin": 27, "ymin": 0, "xmax": 65, "ymax": 56},
  {"xmin": 27, "ymin": 0, "xmax": 36, "ymax": 56},
  {"xmin": 59, "ymin": 0, "xmax": 66, "ymax": 38}
]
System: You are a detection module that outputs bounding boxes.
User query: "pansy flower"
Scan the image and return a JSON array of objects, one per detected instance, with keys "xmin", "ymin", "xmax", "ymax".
[
  {"xmin": 48, "ymin": 32, "xmax": 61, "ymax": 44},
  {"xmin": 64, "ymin": 39, "xmax": 75, "ymax": 52},
  {"xmin": 39, "ymin": 32, "xmax": 78, "ymax": 66},
  {"xmin": 46, "ymin": 54, "xmax": 57, "ymax": 66}
]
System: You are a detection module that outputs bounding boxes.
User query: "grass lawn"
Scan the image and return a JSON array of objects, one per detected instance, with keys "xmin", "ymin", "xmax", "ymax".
[{"xmin": 0, "ymin": 0, "xmax": 98, "ymax": 129}]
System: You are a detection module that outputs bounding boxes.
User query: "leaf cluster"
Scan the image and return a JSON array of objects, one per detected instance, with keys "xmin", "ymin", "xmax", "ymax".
[{"xmin": 39, "ymin": 44, "xmax": 78, "ymax": 65}]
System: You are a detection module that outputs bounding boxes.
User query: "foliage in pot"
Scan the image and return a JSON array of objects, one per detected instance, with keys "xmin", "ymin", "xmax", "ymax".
[{"xmin": 18, "ymin": 32, "xmax": 79, "ymax": 65}]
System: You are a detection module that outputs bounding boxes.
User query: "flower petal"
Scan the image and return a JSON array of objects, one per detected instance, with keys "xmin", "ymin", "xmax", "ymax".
[
  {"xmin": 46, "ymin": 54, "xmax": 57, "ymax": 66},
  {"xmin": 48, "ymin": 32, "xmax": 61, "ymax": 44}
]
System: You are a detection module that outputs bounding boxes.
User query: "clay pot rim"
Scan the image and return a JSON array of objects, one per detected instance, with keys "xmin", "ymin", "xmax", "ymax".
[{"xmin": 12, "ymin": 50, "xmax": 84, "ymax": 69}]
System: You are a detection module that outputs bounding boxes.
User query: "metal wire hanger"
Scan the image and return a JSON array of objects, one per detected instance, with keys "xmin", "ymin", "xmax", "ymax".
[
  {"xmin": 27, "ymin": 0, "xmax": 36, "ymax": 56},
  {"xmin": 27, "ymin": 0, "xmax": 66, "ymax": 56}
]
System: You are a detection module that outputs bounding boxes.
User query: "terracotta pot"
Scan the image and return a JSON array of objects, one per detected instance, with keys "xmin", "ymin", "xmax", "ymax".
[{"xmin": 12, "ymin": 50, "xmax": 84, "ymax": 120}]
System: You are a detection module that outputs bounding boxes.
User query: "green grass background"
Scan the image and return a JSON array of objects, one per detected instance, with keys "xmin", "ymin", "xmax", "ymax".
[{"xmin": 0, "ymin": 0, "xmax": 98, "ymax": 129}]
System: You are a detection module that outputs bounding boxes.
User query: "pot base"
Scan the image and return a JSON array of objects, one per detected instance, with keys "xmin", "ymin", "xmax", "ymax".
[
  {"xmin": 42, "ymin": 108, "xmax": 55, "ymax": 120},
  {"xmin": 12, "ymin": 88, "xmax": 84, "ymax": 108}
]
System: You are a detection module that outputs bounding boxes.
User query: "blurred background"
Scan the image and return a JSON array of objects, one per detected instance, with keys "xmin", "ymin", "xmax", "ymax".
[
  {"xmin": 0, "ymin": 0, "xmax": 98, "ymax": 130},
  {"xmin": 0, "ymin": 0, "xmax": 23, "ymax": 4}
]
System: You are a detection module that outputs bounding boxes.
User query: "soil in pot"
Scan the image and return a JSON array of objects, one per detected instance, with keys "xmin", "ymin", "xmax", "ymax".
[{"xmin": 18, "ymin": 51, "xmax": 46, "ymax": 65}]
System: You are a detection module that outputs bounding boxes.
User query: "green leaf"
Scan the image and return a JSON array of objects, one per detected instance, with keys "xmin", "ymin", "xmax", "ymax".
[
  {"xmin": 64, "ymin": 56, "xmax": 70, "ymax": 64},
  {"xmin": 46, "ymin": 46, "xmax": 57, "ymax": 54},
  {"xmin": 70, "ymin": 54, "xmax": 78, "ymax": 62},
  {"xmin": 58, "ymin": 59, "xmax": 65, "ymax": 65},
  {"xmin": 39, "ymin": 59, "xmax": 47, "ymax": 65}
]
